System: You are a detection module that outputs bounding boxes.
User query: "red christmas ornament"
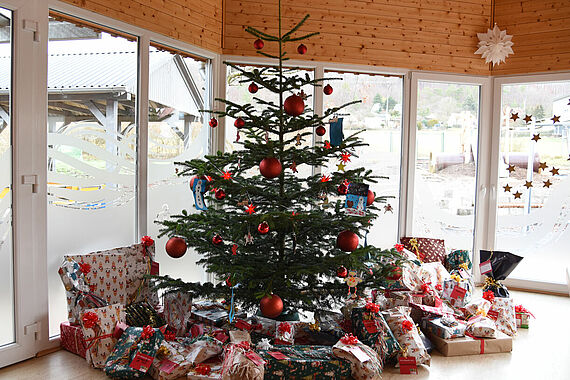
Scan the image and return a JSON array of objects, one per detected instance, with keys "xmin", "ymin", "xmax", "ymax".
[
  {"xmin": 215, "ymin": 189, "xmax": 226, "ymax": 200},
  {"xmin": 336, "ymin": 266, "xmax": 348, "ymax": 278},
  {"xmin": 209, "ymin": 117, "xmax": 218, "ymax": 128},
  {"xmin": 337, "ymin": 230, "xmax": 359, "ymax": 252},
  {"xmin": 337, "ymin": 183, "xmax": 348, "ymax": 195},
  {"xmin": 212, "ymin": 235, "xmax": 223, "ymax": 245},
  {"xmin": 323, "ymin": 84, "xmax": 333, "ymax": 95},
  {"xmin": 297, "ymin": 44, "xmax": 307, "ymax": 54},
  {"xmin": 234, "ymin": 117, "xmax": 245, "ymax": 129},
  {"xmin": 258, "ymin": 221, "xmax": 270, "ymax": 234},
  {"xmin": 259, "ymin": 157, "xmax": 282, "ymax": 179},
  {"xmin": 165, "ymin": 237, "xmax": 187, "ymax": 258},
  {"xmin": 283, "ymin": 94, "xmax": 305, "ymax": 117},
  {"xmin": 190, "ymin": 175, "xmax": 209, "ymax": 191},
  {"xmin": 386, "ymin": 265, "xmax": 402, "ymax": 281},
  {"xmin": 315, "ymin": 125, "xmax": 326, "ymax": 136},
  {"xmin": 260, "ymin": 294, "xmax": 283, "ymax": 318},
  {"xmin": 254, "ymin": 39, "xmax": 264, "ymax": 50},
  {"xmin": 248, "ymin": 82, "xmax": 259, "ymax": 93},
  {"xmin": 367, "ymin": 190, "xmax": 375, "ymax": 206}
]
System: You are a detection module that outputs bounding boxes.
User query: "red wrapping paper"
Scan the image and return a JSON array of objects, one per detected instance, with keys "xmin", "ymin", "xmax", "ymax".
[{"xmin": 60, "ymin": 321, "xmax": 87, "ymax": 358}]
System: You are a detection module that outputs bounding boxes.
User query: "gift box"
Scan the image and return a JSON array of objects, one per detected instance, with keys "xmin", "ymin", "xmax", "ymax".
[
  {"xmin": 379, "ymin": 262, "xmax": 423, "ymax": 292},
  {"xmin": 383, "ymin": 290, "xmax": 415, "ymax": 309},
  {"xmin": 400, "ymin": 237, "xmax": 446, "ymax": 263},
  {"xmin": 247, "ymin": 316, "xmax": 277, "ymax": 337},
  {"xmin": 126, "ymin": 301, "xmax": 165, "ymax": 328},
  {"xmin": 259, "ymin": 345, "xmax": 352, "ymax": 379},
  {"xmin": 465, "ymin": 316, "xmax": 496, "ymax": 338},
  {"xmin": 445, "ymin": 249, "xmax": 472, "ymax": 272},
  {"xmin": 187, "ymin": 360, "xmax": 223, "ymax": 379},
  {"xmin": 60, "ymin": 321, "xmax": 87, "ymax": 358},
  {"xmin": 441, "ymin": 277, "xmax": 472, "ymax": 308},
  {"xmin": 149, "ymin": 340, "xmax": 196, "ymax": 380},
  {"xmin": 425, "ymin": 317, "xmax": 466, "ymax": 339},
  {"xmin": 515, "ymin": 305, "xmax": 533, "ymax": 329},
  {"xmin": 104, "ymin": 326, "xmax": 165, "ymax": 378},
  {"xmin": 427, "ymin": 330, "xmax": 512, "ymax": 356},
  {"xmin": 332, "ymin": 335, "xmax": 383, "ymax": 380},
  {"xmin": 489, "ymin": 297, "xmax": 516, "ymax": 336},
  {"xmin": 81, "ymin": 304, "xmax": 126, "ymax": 368},
  {"xmin": 275, "ymin": 322, "xmax": 294, "ymax": 345},
  {"xmin": 382, "ymin": 307, "xmax": 431, "ymax": 366},
  {"xmin": 221, "ymin": 341, "xmax": 264, "ymax": 380},
  {"xmin": 351, "ymin": 305, "xmax": 397, "ymax": 361},
  {"xmin": 163, "ymin": 291, "xmax": 193, "ymax": 336}
]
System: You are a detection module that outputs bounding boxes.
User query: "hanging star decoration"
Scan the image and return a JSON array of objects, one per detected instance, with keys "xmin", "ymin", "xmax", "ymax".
[
  {"xmin": 510, "ymin": 113, "xmax": 519, "ymax": 122},
  {"xmin": 475, "ymin": 24, "xmax": 514, "ymax": 66},
  {"xmin": 503, "ymin": 184, "xmax": 512, "ymax": 192},
  {"xmin": 245, "ymin": 203, "xmax": 256, "ymax": 214},
  {"xmin": 244, "ymin": 232, "xmax": 253, "ymax": 245},
  {"xmin": 507, "ymin": 164, "xmax": 516, "ymax": 173},
  {"xmin": 531, "ymin": 134, "xmax": 541, "ymax": 142},
  {"xmin": 324, "ymin": 140, "xmax": 331, "ymax": 149},
  {"xmin": 551, "ymin": 115, "xmax": 560, "ymax": 124},
  {"xmin": 222, "ymin": 171, "xmax": 233, "ymax": 180},
  {"xmin": 320, "ymin": 175, "xmax": 331, "ymax": 182},
  {"xmin": 289, "ymin": 161, "xmax": 298, "ymax": 173},
  {"xmin": 550, "ymin": 167, "xmax": 559, "ymax": 176},
  {"xmin": 523, "ymin": 115, "xmax": 533, "ymax": 123},
  {"xmin": 340, "ymin": 152, "xmax": 351, "ymax": 163},
  {"xmin": 513, "ymin": 191, "xmax": 522, "ymax": 199},
  {"xmin": 337, "ymin": 162, "xmax": 346, "ymax": 172},
  {"xmin": 524, "ymin": 181, "xmax": 533, "ymax": 189},
  {"xmin": 384, "ymin": 204, "xmax": 393, "ymax": 213},
  {"xmin": 538, "ymin": 162, "xmax": 548, "ymax": 170},
  {"xmin": 543, "ymin": 179, "xmax": 552, "ymax": 188}
]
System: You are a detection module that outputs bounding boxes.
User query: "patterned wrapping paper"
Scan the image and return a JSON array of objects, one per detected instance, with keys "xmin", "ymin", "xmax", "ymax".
[
  {"xmin": 163, "ymin": 291, "xmax": 193, "ymax": 336},
  {"xmin": 489, "ymin": 297, "xmax": 516, "ymax": 336},
  {"xmin": 104, "ymin": 326, "xmax": 165, "ymax": 378},
  {"xmin": 259, "ymin": 345, "xmax": 352, "ymax": 380},
  {"xmin": 382, "ymin": 291, "xmax": 414, "ymax": 309},
  {"xmin": 332, "ymin": 336, "xmax": 383, "ymax": 380},
  {"xmin": 60, "ymin": 321, "xmax": 87, "ymax": 358},
  {"xmin": 444, "ymin": 249, "xmax": 472, "ymax": 271},
  {"xmin": 425, "ymin": 317, "xmax": 466, "ymax": 339},
  {"xmin": 274, "ymin": 322, "xmax": 295, "ymax": 345},
  {"xmin": 463, "ymin": 298, "xmax": 491, "ymax": 319},
  {"xmin": 516, "ymin": 312, "xmax": 531, "ymax": 329},
  {"xmin": 381, "ymin": 262, "xmax": 423, "ymax": 292},
  {"xmin": 220, "ymin": 342, "xmax": 264, "ymax": 380},
  {"xmin": 382, "ymin": 307, "xmax": 431, "ymax": 366},
  {"xmin": 186, "ymin": 321, "xmax": 229, "ymax": 344},
  {"xmin": 465, "ymin": 316, "xmax": 496, "ymax": 338},
  {"xmin": 148, "ymin": 339, "xmax": 205, "ymax": 380},
  {"xmin": 247, "ymin": 316, "xmax": 277, "ymax": 337},
  {"xmin": 81, "ymin": 304, "xmax": 126, "ymax": 368},
  {"xmin": 351, "ymin": 306, "xmax": 397, "ymax": 361},
  {"xmin": 192, "ymin": 308, "xmax": 243, "ymax": 327},
  {"xmin": 441, "ymin": 278, "xmax": 472, "ymax": 308},
  {"xmin": 187, "ymin": 360, "xmax": 223, "ymax": 379},
  {"xmin": 418, "ymin": 262, "xmax": 451, "ymax": 290},
  {"xmin": 340, "ymin": 296, "xmax": 367, "ymax": 320},
  {"xmin": 400, "ymin": 237, "xmax": 446, "ymax": 263},
  {"xmin": 184, "ymin": 336, "xmax": 224, "ymax": 364}
]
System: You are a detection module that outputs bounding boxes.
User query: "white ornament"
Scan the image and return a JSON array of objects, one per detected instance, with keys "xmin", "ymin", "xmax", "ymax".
[
  {"xmin": 257, "ymin": 338, "xmax": 272, "ymax": 350},
  {"xmin": 475, "ymin": 24, "xmax": 514, "ymax": 66}
]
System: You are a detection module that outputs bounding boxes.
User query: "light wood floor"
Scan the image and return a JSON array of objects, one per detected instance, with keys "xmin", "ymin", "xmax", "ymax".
[{"xmin": 1, "ymin": 290, "xmax": 569, "ymax": 380}]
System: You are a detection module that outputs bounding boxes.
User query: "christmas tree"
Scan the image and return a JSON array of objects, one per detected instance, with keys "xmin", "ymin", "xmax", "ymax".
[{"xmin": 153, "ymin": 1, "xmax": 405, "ymax": 318}]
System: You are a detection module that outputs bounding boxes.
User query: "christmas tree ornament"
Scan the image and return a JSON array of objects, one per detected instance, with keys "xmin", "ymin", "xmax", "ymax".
[
  {"xmin": 323, "ymin": 84, "xmax": 333, "ymax": 95},
  {"xmin": 259, "ymin": 157, "xmax": 282, "ymax": 179},
  {"xmin": 222, "ymin": 171, "xmax": 233, "ymax": 180},
  {"xmin": 215, "ymin": 188, "xmax": 226, "ymax": 200},
  {"xmin": 284, "ymin": 94, "xmax": 305, "ymax": 116},
  {"xmin": 232, "ymin": 244, "xmax": 238, "ymax": 255},
  {"xmin": 212, "ymin": 235, "xmax": 223, "ymax": 245},
  {"xmin": 244, "ymin": 232, "xmax": 254, "ymax": 245},
  {"xmin": 289, "ymin": 161, "xmax": 298, "ymax": 173},
  {"xmin": 336, "ymin": 162, "xmax": 346, "ymax": 172},
  {"xmin": 234, "ymin": 117, "xmax": 245, "ymax": 129},
  {"xmin": 260, "ymin": 294, "xmax": 283, "ymax": 318},
  {"xmin": 366, "ymin": 189, "xmax": 375, "ymax": 206},
  {"xmin": 165, "ymin": 237, "xmax": 187, "ymax": 258},
  {"xmin": 315, "ymin": 125, "xmax": 326, "ymax": 136},
  {"xmin": 344, "ymin": 270, "xmax": 362, "ymax": 296},
  {"xmin": 329, "ymin": 118, "xmax": 344, "ymax": 146},
  {"xmin": 209, "ymin": 117, "xmax": 218, "ymax": 128},
  {"xmin": 475, "ymin": 24, "xmax": 514, "ymax": 66},
  {"xmin": 336, "ymin": 266, "xmax": 348, "ymax": 278},
  {"xmin": 337, "ymin": 183, "xmax": 348, "ymax": 195},
  {"xmin": 324, "ymin": 140, "xmax": 331, "ymax": 149},
  {"xmin": 258, "ymin": 221, "xmax": 270, "ymax": 234},
  {"xmin": 337, "ymin": 230, "xmax": 359, "ymax": 252},
  {"xmin": 386, "ymin": 265, "xmax": 402, "ymax": 280},
  {"xmin": 190, "ymin": 176, "xmax": 208, "ymax": 211},
  {"xmin": 248, "ymin": 82, "xmax": 259, "ymax": 93},
  {"xmin": 295, "ymin": 133, "xmax": 302, "ymax": 146},
  {"xmin": 297, "ymin": 43, "xmax": 307, "ymax": 54},
  {"xmin": 254, "ymin": 38, "xmax": 264, "ymax": 50},
  {"xmin": 345, "ymin": 183, "xmax": 369, "ymax": 216},
  {"xmin": 340, "ymin": 152, "xmax": 351, "ymax": 163},
  {"xmin": 245, "ymin": 203, "xmax": 256, "ymax": 214}
]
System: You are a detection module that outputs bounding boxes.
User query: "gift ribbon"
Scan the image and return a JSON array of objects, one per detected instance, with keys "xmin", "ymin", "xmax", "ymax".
[
  {"xmin": 84, "ymin": 332, "xmax": 113, "ymax": 350},
  {"xmin": 409, "ymin": 238, "xmax": 423, "ymax": 262},
  {"xmin": 228, "ymin": 283, "xmax": 240, "ymax": 323},
  {"xmin": 465, "ymin": 332, "xmax": 485, "ymax": 354},
  {"xmin": 515, "ymin": 305, "xmax": 535, "ymax": 318}
]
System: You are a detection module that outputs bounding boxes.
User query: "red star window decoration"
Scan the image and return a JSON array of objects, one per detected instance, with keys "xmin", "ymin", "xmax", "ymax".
[{"xmin": 320, "ymin": 175, "xmax": 331, "ymax": 182}]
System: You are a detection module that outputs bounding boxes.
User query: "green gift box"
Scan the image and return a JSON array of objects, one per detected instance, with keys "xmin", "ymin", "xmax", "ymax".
[
  {"xmin": 351, "ymin": 307, "xmax": 400, "ymax": 361},
  {"xmin": 104, "ymin": 326, "xmax": 164, "ymax": 378},
  {"xmin": 258, "ymin": 345, "xmax": 352, "ymax": 379}
]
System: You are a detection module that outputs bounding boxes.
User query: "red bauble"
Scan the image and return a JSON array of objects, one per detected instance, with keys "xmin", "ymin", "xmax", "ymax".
[
  {"xmin": 297, "ymin": 44, "xmax": 307, "ymax": 54},
  {"xmin": 215, "ymin": 189, "xmax": 226, "ymax": 200},
  {"xmin": 366, "ymin": 190, "xmax": 375, "ymax": 206},
  {"xmin": 254, "ymin": 39, "xmax": 264, "ymax": 50},
  {"xmin": 258, "ymin": 221, "xmax": 270, "ymax": 234},
  {"xmin": 259, "ymin": 157, "xmax": 282, "ymax": 179},
  {"xmin": 336, "ymin": 266, "xmax": 348, "ymax": 278},
  {"xmin": 248, "ymin": 82, "xmax": 259, "ymax": 93},
  {"xmin": 316, "ymin": 125, "xmax": 326, "ymax": 136},
  {"xmin": 165, "ymin": 237, "xmax": 187, "ymax": 258},
  {"xmin": 234, "ymin": 117, "xmax": 245, "ymax": 129},
  {"xmin": 337, "ymin": 230, "xmax": 359, "ymax": 252},
  {"xmin": 209, "ymin": 117, "xmax": 218, "ymax": 128},
  {"xmin": 337, "ymin": 183, "xmax": 348, "ymax": 195},
  {"xmin": 260, "ymin": 294, "xmax": 283, "ymax": 318},
  {"xmin": 190, "ymin": 175, "xmax": 208, "ymax": 191},
  {"xmin": 283, "ymin": 94, "xmax": 305, "ymax": 117},
  {"xmin": 212, "ymin": 235, "xmax": 223, "ymax": 245},
  {"xmin": 323, "ymin": 84, "xmax": 333, "ymax": 95},
  {"xmin": 386, "ymin": 265, "xmax": 402, "ymax": 281}
]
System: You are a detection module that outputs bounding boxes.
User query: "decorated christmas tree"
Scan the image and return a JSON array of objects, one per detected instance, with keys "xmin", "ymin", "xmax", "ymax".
[{"xmin": 152, "ymin": 1, "xmax": 404, "ymax": 319}]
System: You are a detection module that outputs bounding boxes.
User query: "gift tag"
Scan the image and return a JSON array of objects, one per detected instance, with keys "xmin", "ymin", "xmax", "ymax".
[
  {"xmin": 150, "ymin": 261, "xmax": 159, "ymax": 275},
  {"xmin": 159, "ymin": 359, "xmax": 179, "ymax": 374},
  {"xmin": 129, "ymin": 352, "xmax": 154, "ymax": 373},
  {"xmin": 487, "ymin": 310, "xmax": 499, "ymax": 320},
  {"xmin": 268, "ymin": 351, "xmax": 289, "ymax": 360},
  {"xmin": 450, "ymin": 285, "xmax": 467, "ymax": 299},
  {"xmin": 363, "ymin": 320, "xmax": 379, "ymax": 333},
  {"xmin": 399, "ymin": 357, "xmax": 417, "ymax": 374},
  {"xmin": 235, "ymin": 319, "xmax": 252, "ymax": 331},
  {"xmin": 479, "ymin": 260, "xmax": 492, "ymax": 275},
  {"xmin": 245, "ymin": 351, "xmax": 266, "ymax": 366},
  {"xmin": 347, "ymin": 346, "xmax": 370, "ymax": 363}
]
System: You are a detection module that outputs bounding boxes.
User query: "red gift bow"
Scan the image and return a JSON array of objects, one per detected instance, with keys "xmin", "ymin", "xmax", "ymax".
[
  {"xmin": 278, "ymin": 322, "xmax": 291, "ymax": 334},
  {"xmin": 435, "ymin": 284, "xmax": 442, "ymax": 291},
  {"xmin": 515, "ymin": 305, "xmax": 535, "ymax": 318},
  {"xmin": 236, "ymin": 341, "xmax": 251, "ymax": 350},
  {"xmin": 394, "ymin": 243, "xmax": 404, "ymax": 252},
  {"xmin": 401, "ymin": 320, "xmax": 414, "ymax": 332},
  {"xmin": 164, "ymin": 330, "xmax": 176, "ymax": 341},
  {"xmin": 195, "ymin": 363, "xmax": 211, "ymax": 375},
  {"xmin": 482, "ymin": 290, "xmax": 495, "ymax": 303},
  {"xmin": 141, "ymin": 236, "xmax": 154, "ymax": 247},
  {"xmin": 79, "ymin": 263, "xmax": 91, "ymax": 275},
  {"xmin": 82, "ymin": 311, "xmax": 99, "ymax": 329},
  {"xmin": 365, "ymin": 302, "xmax": 380, "ymax": 313},
  {"xmin": 340, "ymin": 333, "xmax": 358, "ymax": 345},
  {"xmin": 141, "ymin": 325, "xmax": 155, "ymax": 339}
]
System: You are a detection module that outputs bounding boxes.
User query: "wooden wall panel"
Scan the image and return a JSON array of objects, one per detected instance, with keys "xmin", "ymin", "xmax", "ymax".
[
  {"xmin": 222, "ymin": 0, "xmax": 492, "ymax": 75},
  {"xmin": 493, "ymin": 0, "xmax": 570, "ymax": 75},
  {"xmin": 61, "ymin": 0, "xmax": 223, "ymax": 53}
]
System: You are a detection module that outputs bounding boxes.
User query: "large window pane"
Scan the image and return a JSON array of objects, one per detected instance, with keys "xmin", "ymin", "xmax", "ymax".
[
  {"xmin": 147, "ymin": 45, "xmax": 209, "ymax": 282},
  {"xmin": 323, "ymin": 71, "xmax": 403, "ymax": 248},
  {"xmin": 0, "ymin": 8, "xmax": 13, "ymax": 347},
  {"xmin": 496, "ymin": 81, "xmax": 570, "ymax": 284},
  {"xmin": 412, "ymin": 81, "xmax": 481, "ymax": 252},
  {"xmin": 47, "ymin": 18, "xmax": 138, "ymax": 336}
]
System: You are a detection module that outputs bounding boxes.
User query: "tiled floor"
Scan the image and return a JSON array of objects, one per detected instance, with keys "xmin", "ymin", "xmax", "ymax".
[{"xmin": 1, "ymin": 290, "xmax": 569, "ymax": 380}]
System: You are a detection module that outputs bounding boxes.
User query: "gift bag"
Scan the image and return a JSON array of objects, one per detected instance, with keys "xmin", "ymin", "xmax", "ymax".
[
  {"xmin": 81, "ymin": 304, "xmax": 126, "ymax": 368},
  {"xmin": 221, "ymin": 341, "xmax": 264, "ymax": 380},
  {"xmin": 418, "ymin": 262, "xmax": 451, "ymax": 290},
  {"xmin": 163, "ymin": 291, "xmax": 193, "ymax": 336},
  {"xmin": 351, "ymin": 304, "xmax": 398, "ymax": 361},
  {"xmin": 445, "ymin": 249, "xmax": 472, "ymax": 272},
  {"xmin": 332, "ymin": 334, "xmax": 383, "ymax": 380},
  {"xmin": 149, "ymin": 339, "xmax": 195, "ymax": 380},
  {"xmin": 441, "ymin": 276, "xmax": 472, "ymax": 308},
  {"xmin": 382, "ymin": 307, "xmax": 431, "ymax": 366},
  {"xmin": 489, "ymin": 297, "xmax": 516, "ymax": 336},
  {"xmin": 463, "ymin": 298, "xmax": 491, "ymax": 319},
  {"xmin": 480, "ymin": 250, "xmax": 523, "ymax": 298},
  {"xmin": 400, "ymin": 237, "xmax": 446, "ymax": 263}
]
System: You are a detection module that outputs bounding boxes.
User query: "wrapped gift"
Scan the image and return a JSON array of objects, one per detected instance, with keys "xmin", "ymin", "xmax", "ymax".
[
  {"xmin": 409, "ymin": 301, "xmax": 458, "ymax": 323},
  {"xmin": 259, "ymin": 345, "xmax": 352, "ymax": 379},
  {"xmin": 187, "ymin": 360, "xmax": 223, "ymax": 379},
  {"xmin": 463, "ymin": 298, "xmax": 491, "ymax": 319},
  {"xmin": 351, "ymin": 304, "xmax": 396, "ymax": 361},
  {"xmin": 293, "ymin": 310, "xmax": 347, "ymax": 346},
  {"xmin": 340, "ymin": 296, "xmax": 367, "ymax": 320},
  {"xmin": 418, "ymin": 262, "xmax": 450, "ymax": 290},
  {"xmin": 382, "ymin": 307, "xmax": 431, "ymax": 366},
  {"xmin": 229, "ymin": 330, "xmax": 251, "ymax": 344},
  {"xmin": 383, "ymin": 290, "xmax": 414, "ymax": 309},
  {"xmin": 425, "ymin": 316, "xmax": 466, "ymax": 339},
  {"xmin": 81, "ymin": 304, "xmax": 126, "ymax": 368},
  {"xmin": 480, "ymin": 250, "xmax": 523, "ymax": 298},
  {"xmin": 400, "ymin": 237, "xmax": 446, "ymax": 263},
  {"xmin": 274, "ymin": 322, "xmax": 294, "ymax": 345},
  {"xmin": 332, "ymin": 334, "xmax": 383, "ymax": 380},
  {"xmin": 185, "ymin": 336, "xmax": 224, "ymax": 364},
  {"xmin": 126, "ymin": 301, "xmax": 165, "ymax": 328},
  {"xmin": 489, "ymin": 297, "xmax": 516, "ymax": 336},
  {"xmin": 221, "ymin": 341, "xmax": 264, "ymax": 380},
  {"xmin": 104, "ymin": 325, "xmax": 165, "ymax": 378},
  {"xmin": 465, "ymin": 316, "xmax": 496, "ymax": 338},
  {"xmin": 441, "ymin": 276, "xmax": 472, "ymax": 308},
  {"xmin": 445, "ymin": 249, "xmax": 472, "ymax": 272},
  {"xmin": 428, "ymin": 330, "xmax": 512, "ymax": 356},
  {"xmin": 192, "ymin": 307, "xmax": 244, "ymax": 327},
  {"xmin": 60, "ymin": 321, "xmax": 87, "ymax": 358},
  {"xmin": 186, "ymin": 322, "xmax": 229, "ymax": 344},
  {"xmin": 380, "ymin": 262, "xmax": 423, "ymax": 292},
  {"xmin": 149, "ymin": 340, "xmax": 195, "ymax": 380},
  {"xmin": 163, "ymin": 291, "xmax": 193, "ymax": 336},
  {"xmin": 515, "ymin": 305, "xmax": 534, "ymax": 329}
]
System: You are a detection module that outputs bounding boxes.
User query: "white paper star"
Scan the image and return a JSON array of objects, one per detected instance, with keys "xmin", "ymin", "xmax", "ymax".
[{"xmin": 475, "ymin": 25, "xmax": 514, "ymax": 66}]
